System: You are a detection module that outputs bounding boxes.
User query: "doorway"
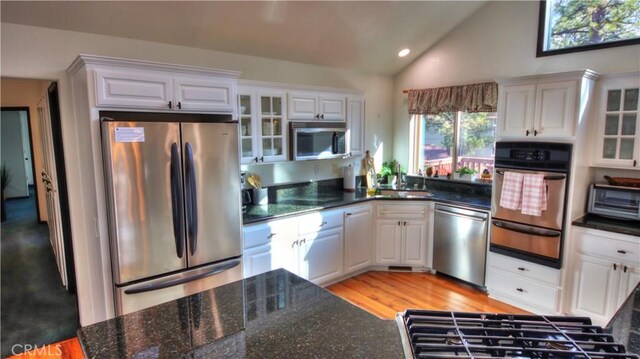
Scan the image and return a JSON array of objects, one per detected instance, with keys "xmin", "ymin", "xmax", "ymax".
[{"xmin": 0, "ymin": 79, "xmax": 79, "ymax": 357}]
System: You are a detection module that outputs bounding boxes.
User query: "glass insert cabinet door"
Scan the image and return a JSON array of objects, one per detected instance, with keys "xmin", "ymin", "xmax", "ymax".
[
  {"xmin": 259, "ymin": 94, "xmax": 286, "ymax": 161},
  {"xmin": 238, "ymin": 93, "xmax": 256, "ymax": 163},
  {"xmin": 598, "ymin": 80, "xmax": 640, "ymax": 168}
]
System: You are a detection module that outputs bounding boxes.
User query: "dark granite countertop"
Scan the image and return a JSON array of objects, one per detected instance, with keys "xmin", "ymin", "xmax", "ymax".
[
  {"xmin": 243, "ymin": 187, "xmax": 491, "ymax": 225},
  {"xmin": 77, "ymin": 269, "xmax": 403, "ymax": 358},
  {"xmin": 607, "ymin": 283, "xmax": 640, "ymax": 354},
  {"xmin": 572, "ymin": 214, "xmax": 640, "ymax": 237}
]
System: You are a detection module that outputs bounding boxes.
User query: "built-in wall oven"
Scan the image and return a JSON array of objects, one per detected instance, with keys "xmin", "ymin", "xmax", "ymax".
[{"xmin": 490, "ymin": 142, "xmax": 572, "ymax": 269}]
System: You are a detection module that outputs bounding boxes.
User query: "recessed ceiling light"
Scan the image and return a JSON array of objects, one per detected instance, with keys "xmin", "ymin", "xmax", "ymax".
[{"xmin": 398, "ymin": 48, "xmax": 410, "ymax": 57}]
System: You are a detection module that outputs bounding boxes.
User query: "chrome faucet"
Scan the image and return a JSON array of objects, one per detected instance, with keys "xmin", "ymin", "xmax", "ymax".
[{"xmin": 396, "ymin": 163, "xmax": 405, "ymax": 188}]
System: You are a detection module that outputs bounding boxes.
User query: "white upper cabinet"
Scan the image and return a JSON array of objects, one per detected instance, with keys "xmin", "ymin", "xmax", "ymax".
[
  {"xmin": 534, "ymin": 81, "xmax": 576, "ymax": 138},
  {"xmin": 173, "ymin": 76, "xmax": 236, "ymax": 112},
  {"xmin": 237, "ymin": 86, "xmax": 287, "ymax": 164},
  {"xmin": 92, "ymin": 60, "xmax": 239, "ymax": 113},
  {"xmin": 497, "ymin": 71, "xmax": 596, "ymax": 140},
  {"xmin": 288, "ymin": 92, "xmax": 346, "ymax": 121},
  {"xmin": 346, "ymin": 96, "xmax": 365, "ymax": 157},
  {"xmin": 95, "ymin": 69, "xmax": 173, "ymax": 110},
  {"xmin": 593, "ymin": 73, "xmax": 640, "ymax": 169}
]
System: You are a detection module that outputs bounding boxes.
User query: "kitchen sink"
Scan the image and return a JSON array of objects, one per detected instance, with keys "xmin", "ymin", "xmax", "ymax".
[{"xmin": 379, "ymin": 189, "xmax": 434, "ymax": 198}]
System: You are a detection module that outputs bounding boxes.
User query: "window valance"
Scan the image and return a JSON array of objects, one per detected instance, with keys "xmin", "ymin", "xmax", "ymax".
[{"xmin": 407, "ymin": 82, "xmax": 498, "ymax": 115}]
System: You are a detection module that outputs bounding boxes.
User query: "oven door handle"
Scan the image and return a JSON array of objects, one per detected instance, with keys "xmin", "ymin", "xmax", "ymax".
[
  {"xmin": 492, "ymin": 220, "xmax": 561, "ymax": 237},
  {"xmin": 495, "ymin": 170, "xmax": 565, "ymax": 181}
]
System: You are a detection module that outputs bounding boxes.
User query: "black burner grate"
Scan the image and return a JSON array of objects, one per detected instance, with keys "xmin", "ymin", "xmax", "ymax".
[{"xmin": 399, "ymin": 310, "xmax": 639, "ymax": 359}]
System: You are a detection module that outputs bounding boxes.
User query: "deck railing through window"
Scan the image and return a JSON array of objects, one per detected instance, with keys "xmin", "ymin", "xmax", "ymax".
[{"xmin": 424, "ymin": 157, "xmax": 494, "ymax": 176}]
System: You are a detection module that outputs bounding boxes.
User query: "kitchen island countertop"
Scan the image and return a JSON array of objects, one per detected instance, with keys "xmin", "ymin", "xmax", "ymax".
[{"xmin": 77, "ymin": 269, "xmax": 403, "ymax": 358}]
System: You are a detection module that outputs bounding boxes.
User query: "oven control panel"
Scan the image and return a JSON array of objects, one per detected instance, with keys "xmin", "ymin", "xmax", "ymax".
[{"xmin": 511, "ymin": 149, "xmax": 549, "ymax": 161}]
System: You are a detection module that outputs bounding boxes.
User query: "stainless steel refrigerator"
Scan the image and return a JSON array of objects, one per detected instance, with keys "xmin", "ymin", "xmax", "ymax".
[{"xmin": 101, "ymin": 111, "xmax": 243, "ymax": 315}]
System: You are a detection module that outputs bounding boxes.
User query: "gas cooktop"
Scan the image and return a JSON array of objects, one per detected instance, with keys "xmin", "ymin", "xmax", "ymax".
[{"xmin": 396, "ymin": 310, "xmax": 638, "ymax": 358}]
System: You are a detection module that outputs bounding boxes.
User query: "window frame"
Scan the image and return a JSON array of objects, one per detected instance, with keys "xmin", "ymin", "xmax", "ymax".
[
  {"xmin": 537, "ymin": 0, "xmax": 640, "ymax": 57},
  {"xmin": 410, "ymin": 111, "xmax": 496, "ymax": 176}
]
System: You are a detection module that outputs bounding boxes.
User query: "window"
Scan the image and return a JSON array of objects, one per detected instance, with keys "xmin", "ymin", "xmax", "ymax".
[
  {"xmin": 410, "ymin": 112, "xmax": 497, "ymax": 178},
  {"xmin": 537, "ymin": 0, "xmax": 640, "ymax": 56}
]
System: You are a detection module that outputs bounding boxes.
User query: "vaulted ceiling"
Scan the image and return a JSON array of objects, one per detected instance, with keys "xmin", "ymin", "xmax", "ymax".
[{"xmin": 1, "ymin": 1, "xmax": 487, "ymax": 75}]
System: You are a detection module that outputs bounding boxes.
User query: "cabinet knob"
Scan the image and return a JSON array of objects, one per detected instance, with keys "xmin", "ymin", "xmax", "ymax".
[
  {"xmin": 177, "ymin": 101, "xmax": 182, "ymax": 110},
  {"xmin": 168, "ymin": 101, "xmax": 172, "ymax": 109},
  {"xmin": 624, "ymin": 265, "xmax": 628, "ymax": 273},
  {"xmin": 614, "ymin": 263, "xmax": 618, "ymax": 270},
  {"xmin": 403, "ymin": 221, "xmax": 407, "ymax": 226},
  {"xmin": 320, "ymin": 114, "xmax": 324, "ymax": 120},
  {"xmin": 345, "ymin": 212, "xmax": 352, "ymax": 216},
  {"xmin": 534, "ymin": 129, "xmax": 538, "ymax": 136},
  {"xmin": 397, "ymin": 221, "xmax": 401, "ymax": 226},
  {"xmin": 267, "ymin": 233, "xmax": 276, "ymax": 239},
  {"xmin": 259, "ymin": 156, "xmax": 264, "ymax": 162},
  {"xmin": 525, "ymin": 130, "xmax": 530, "ymax": 136},
  {"xmin": 292, "ymin": 240, "xmax": 299, "ymax": 248},
  {"xmin": 315, "ymin": 114, "xmax": 320, "ymax": 119},
  {"xmin": 634, "ymin": 160, "xmax": 637, "ymax": 167},
  {"xmin": 254, "ymin": 157, "xmax": 259, "ymax": 163},
  {"xmin": 300, "ymin": 238, "xmax": 306, "ymax": 244}
]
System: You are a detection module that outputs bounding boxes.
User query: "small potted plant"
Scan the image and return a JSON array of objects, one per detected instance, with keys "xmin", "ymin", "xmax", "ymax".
[
  {"xmin": 378, "ymin": 160, "xmax": 404, "ymax": 184},
  {"xmin": 455, "ymin": 166, "xmax": 477, "ymax": 181}
]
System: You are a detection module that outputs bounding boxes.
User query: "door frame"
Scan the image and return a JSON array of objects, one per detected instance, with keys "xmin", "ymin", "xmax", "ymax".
[
  {"xmin": 0, "ymin": 106, "xmax": 41, "ymax": 221},
  {"xmin": 47, "ymin": 82, "xmax": 76, "ymax": 293}
]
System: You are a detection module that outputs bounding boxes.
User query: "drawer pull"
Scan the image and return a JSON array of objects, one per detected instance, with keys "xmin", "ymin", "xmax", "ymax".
[
  {"xmin": 345, "ymin": 212, "xmax": 352, "ymax": 216},
  {"xmin": 516, "ymin": 288, "xmax": 525, "ymax": 293},
  {"xmin": 267, "ymin": 233, "xmax": 276, "ymax": 239},
  {"xmin": 617, "ymin": 250, "xmax": 627, "ymax": 254},
  {"xmin": 517, "ymin": 267, "xmax": 526, "ymax": 271},
  {"xmin": 319, "ymin": 221, "xmax": 328, "ymax": 227}
]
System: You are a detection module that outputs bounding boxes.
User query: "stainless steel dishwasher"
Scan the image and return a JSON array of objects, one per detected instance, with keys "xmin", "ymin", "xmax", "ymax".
[{"xmin": 433, "ymin": 203, "xmax": 489, "ymax": 287}]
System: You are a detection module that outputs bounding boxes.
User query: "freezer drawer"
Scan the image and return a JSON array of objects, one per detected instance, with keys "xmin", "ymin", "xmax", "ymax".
[
  {"xmin": 115, "ymin": 258, "xmax": 242, "ymax": 315},
  {"xmin": 433, "ymin": 204, "xmax": 489, "ymax": 287}
]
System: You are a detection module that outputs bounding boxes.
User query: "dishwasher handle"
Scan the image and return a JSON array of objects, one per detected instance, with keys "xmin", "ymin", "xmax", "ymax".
[{"xmin": 435, "ymin": 208, "xmax": 487, "ymax": 222}]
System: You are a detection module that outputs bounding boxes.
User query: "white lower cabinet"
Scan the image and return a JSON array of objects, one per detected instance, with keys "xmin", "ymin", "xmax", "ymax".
[
  {"xmin": 374, "ymin": 202, "xmax": 429, "ymax": 267},
  {"xmin": 568, "ymin": 227, "xmax": 640, "ymax": 326},
  {"xmin": 243, "ymin": 208, "xmax": 344, "ymax": 286},
  {"xmin": 344, "ymin": 204, "xmax": 373, "ymax": 273},
  {"xmin": 486, "ymin": 252, "xmax": 562, "ymax": 314}
]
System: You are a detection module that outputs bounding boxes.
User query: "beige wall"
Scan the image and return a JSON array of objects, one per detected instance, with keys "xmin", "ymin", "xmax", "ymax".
[
  {"xmin": 393, "ymin": 0, "xmax": 640, "ymax": 167},
  {"xmin": 1, "ymin": 78, "xmax": 49, "ymax": 221},
  {"xmin": 0, "ymin": 22, "xmax": 394, "ymax": 326}
]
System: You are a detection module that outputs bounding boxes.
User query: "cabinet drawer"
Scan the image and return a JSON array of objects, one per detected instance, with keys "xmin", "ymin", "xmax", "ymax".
[
  {"xmin": 488, "ymin": 267, "xmax": 560, "ymax": 312},
  {"xmin": 575, "ymin": 230, "xmax": 640, "ymax": 265},
  {"xmin": 488, "ymin": 252, "xmax": 560, "ymax": 286},
  {"xmin": 298, "ymin": 209, "xmax": 343, "ymax": 235},
  {"xmin": 244, "ymin": 219, "xmax": 297, "ymax": 249},
  {"xmin": 377, "ymin": 203, "xmax": 426, "ymax": 219}
]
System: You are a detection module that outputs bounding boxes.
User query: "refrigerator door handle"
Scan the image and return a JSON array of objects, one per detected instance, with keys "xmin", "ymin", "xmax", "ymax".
[
  {"xmin": 185, "ymin": 143, "xmax": 198, "ymax": 255},
  {"xmin": 170, "ymin": 143, "xmax": 185, "ymax": 258},
  {"xmin": 123, "ymin": 259, "xmax": 241, "ymax": 294}
]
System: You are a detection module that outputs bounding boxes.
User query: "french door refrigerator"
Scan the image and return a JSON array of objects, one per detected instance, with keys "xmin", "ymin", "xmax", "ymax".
[{"xmin": 101, "ymin": 111, "xmax": 243, "ymax": 315}]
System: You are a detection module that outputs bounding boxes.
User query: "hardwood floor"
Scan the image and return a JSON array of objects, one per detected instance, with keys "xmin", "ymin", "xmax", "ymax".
[
  {"xmin": 326, "ymin": 270, "xmax": 529, "ymax": 319},
  {"xmin": 9, "ymin": 270, "xmax": 527, "ymax": 358}
]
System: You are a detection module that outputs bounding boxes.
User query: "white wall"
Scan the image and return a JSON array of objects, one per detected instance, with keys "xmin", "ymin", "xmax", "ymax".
[
  {"xmin": 1, "ymin": 78, "xmax": 49, "ymax": 219},
  {"xmin": 393, "ymin": 0, "xmax": 640, "ymax": 167},
  {"xmin": 0, "ymin": 22, "xmax": 394, "ymax": 326},
  {"xmin": 1, "ymin": 110, "xmax": 29, "ymax": 198}
]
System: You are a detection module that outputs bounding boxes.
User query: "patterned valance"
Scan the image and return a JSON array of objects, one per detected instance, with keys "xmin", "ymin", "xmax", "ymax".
[{"xmin": 408, "ymin": 81, "xmax": 498, "ymax": 115}]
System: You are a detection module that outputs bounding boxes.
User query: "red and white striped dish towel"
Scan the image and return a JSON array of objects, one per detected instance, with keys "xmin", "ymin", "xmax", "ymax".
[
  {"xmin": 499, "ymin": 171, "xmax": 524, "ymax": 210},
  {"xmin": 521, "ymin": 174, "xmax": 547, "ymax": 216}
]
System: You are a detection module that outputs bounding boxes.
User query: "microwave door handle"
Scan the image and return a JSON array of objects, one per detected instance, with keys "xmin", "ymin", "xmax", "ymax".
[{"xmin": 492, "ymin": 220, "xmax": 561, "ymax": 237}]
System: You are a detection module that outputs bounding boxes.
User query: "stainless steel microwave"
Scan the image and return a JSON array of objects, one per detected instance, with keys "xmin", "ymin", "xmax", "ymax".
[
  {"xmin": 290, "ymin": 122, "xmax": 346, "ymax": 160},
  {"xmin": 588, "ymin": 184, "xmax": 640, "ymax": 220}
]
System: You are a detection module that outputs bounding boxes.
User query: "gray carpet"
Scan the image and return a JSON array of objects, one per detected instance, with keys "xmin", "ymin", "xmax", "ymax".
[{"xmin": 1, "ymin": 189, "xmax": 79, "ymax": 357}]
